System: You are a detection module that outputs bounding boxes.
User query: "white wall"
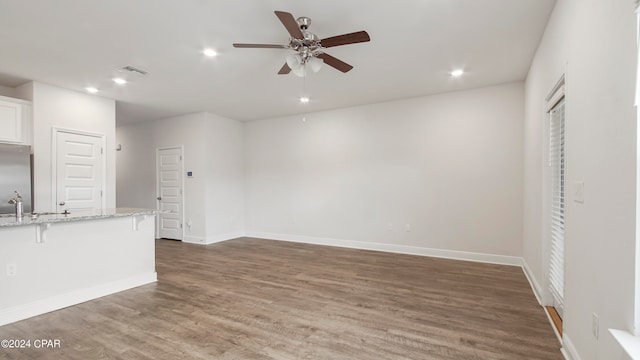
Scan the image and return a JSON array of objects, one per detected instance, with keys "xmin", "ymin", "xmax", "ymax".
[
  {"xmin": 115, "ymin": 121, "xmax": 155, "ymax": 210},
  {"xmin": 0, "ymin": 85, "xmax": 17, "ymax": 98},
  {"xmin": 0, "ymin": 83, "xmax": 32, "ymax": 101},
  {"xmin": 523, "ymin": 0, "xmax": 636, "ymax": 358},
  {"xmin": 244, "ymin": 82, "xmax": 524, "ymax": 259},
  {"xmin": 204, "ymin": 113, "xmax": 245, "ymax": 242},
  {"xmin": 31, "ymin": 82, "xmax": 116, "ymax": 212},
  {"xmin": 116, "ymin": 112, "xmax": 244, "ymax": 243},
  {"xmin": 15, "ymin": 82, "xmax": 33, "ymax": 101},
  {"xmin": 117, "ymin": 113, "xmax": 208, "ymax": 241}
]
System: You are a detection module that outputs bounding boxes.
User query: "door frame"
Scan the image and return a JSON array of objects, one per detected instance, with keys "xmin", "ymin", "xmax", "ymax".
[
  {"xmin": 542, "ymin": 74, "xmax": 566, "ymax": 311},
  {"xmin": 155, "ymin": 145, "xmax": 185, "ymax": 240},
  {"xmin": 51, "ymin": 127, "xmax": 107, "ymax": 212}
]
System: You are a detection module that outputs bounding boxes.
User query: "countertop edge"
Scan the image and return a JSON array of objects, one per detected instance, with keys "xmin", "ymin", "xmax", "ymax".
[{"xmin": 0, "ymin": 208, "xmax": 159, "ymax": 228}]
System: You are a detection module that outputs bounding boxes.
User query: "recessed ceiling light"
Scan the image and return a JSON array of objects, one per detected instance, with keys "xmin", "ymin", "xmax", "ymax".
[
  {"xmin": 113, "ymin": 77, "xmax": 127, "ymax": 85},
  {"xmin": 203, "ymin": 48, "xmax": 218, "ymax": 57},
  {"xmin": 299, "ymin": 96, "xmax": 310, "ymax": 104},
  {"xmin": 450, "ymin": 69, "xmax": 464, "ymax": 77},
  {"xmin": 86, "ymin": 87, "xmax": 99, "ymax": 94}
]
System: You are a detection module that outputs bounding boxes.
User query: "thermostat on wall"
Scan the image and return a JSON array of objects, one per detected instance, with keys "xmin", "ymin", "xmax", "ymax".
[{"xmin": 187, "ymin": 171, "xmax": 193, "ymax": 177}]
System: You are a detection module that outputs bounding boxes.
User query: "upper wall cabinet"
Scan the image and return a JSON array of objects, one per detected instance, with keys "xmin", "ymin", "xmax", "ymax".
[{"xmin": 0, "ymin": 96, "xmax": 32, "ymax": 146}]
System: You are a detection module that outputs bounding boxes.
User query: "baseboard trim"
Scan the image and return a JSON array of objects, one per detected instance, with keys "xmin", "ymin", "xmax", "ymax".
[
  {"xmin": 205, "ymin": 231, "xmax": 245, "ymax": 245},
  {"xmin": 245, "ymin": 231, "xmax": 522, "ymax": 266},
  {"xmin": 182, "ymin": 232, "xmax": 244, "ymax": 245},
  {"xmin": 561, "ymin": 334, "xmax": 582, "ymax": 360},
  {"xmin": 522, "ymin": 259, "xmax": 543, "ymax": 305},
  {"xmin": 0, "ymin": 272, "xmax": 157, "ymax": 326},
  {"xmin": 183, "ymin": 235, "xmax": 206, "ymax": 244}
]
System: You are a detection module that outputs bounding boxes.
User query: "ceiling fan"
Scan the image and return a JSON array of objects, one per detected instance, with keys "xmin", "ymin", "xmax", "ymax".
[{"xmin": 233, "ymin": 11, "xmax": 370, "ymax": 76}]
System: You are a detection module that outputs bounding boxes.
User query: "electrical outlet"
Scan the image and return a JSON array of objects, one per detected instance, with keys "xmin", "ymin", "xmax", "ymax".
[
  {"xmin": 6, "ymin": 264, "xmax": 17, "ymax": 277},
  {"xmin": 405, "ymin": 224, "xmax": 411, "ymax": 232},
  {"xmin": 592, "ymin": 313, "xmax": 599, "ymax": 339}
]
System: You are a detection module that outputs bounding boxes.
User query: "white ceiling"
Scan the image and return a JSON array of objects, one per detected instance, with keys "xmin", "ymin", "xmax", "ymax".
[{"xmin": 0, "ymin": 0, "xmax": 556, "ymax": 124}]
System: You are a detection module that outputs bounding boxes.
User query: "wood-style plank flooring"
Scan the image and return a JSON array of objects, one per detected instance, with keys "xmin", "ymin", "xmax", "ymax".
[{"xmin": 0, "ymin": 238, "xmax": 561, "ymax": 359}]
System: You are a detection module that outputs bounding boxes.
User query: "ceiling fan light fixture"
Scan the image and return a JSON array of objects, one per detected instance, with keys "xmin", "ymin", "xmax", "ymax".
[
  {"xmin": 308, "ymin": 56, "xmax": 323, "ymax": 73},
  {"xmin": 286, "ymin": 54, "xmax": 303, "ymax": 70},
  {"xmin": 292, "ymin": 67, "xmax": 307, "ymax": 77},
  {"xmin": 300, "ymin": 96, "xmax": 310, "ymax": 104},
  {"xmin": 450, "ymin": 69, "xmax": 464, "ymax": 77},
  {"xmin": 233, "ymin": 11, "xmax": 370, "ymax": 75}
]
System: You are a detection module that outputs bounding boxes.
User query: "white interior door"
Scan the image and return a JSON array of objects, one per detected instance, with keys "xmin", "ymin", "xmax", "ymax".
[
  {"xmin": 55, "ymin": 131, "xmax": 105, "ymax": 213},
  {"xmin": 156, "ymin": 147, "xmax": 183, "ymax": 240}
]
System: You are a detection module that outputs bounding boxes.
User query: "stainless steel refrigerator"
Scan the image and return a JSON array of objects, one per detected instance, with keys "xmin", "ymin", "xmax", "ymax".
[{"xmin": 0, "ymin": 143, "xmax": 32, "ymax": 214}]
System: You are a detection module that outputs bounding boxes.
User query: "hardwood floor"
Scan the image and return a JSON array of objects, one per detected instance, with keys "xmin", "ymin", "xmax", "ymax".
[
  {"xmin": 0, "ymin": 238, "xmax": 561, "ymax": 359},
  {"xmin": 545, "ymin": 306, "xmax": 563, "ymax": 338}
]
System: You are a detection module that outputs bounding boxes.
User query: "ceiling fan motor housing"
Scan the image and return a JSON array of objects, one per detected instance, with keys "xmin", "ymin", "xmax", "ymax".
[{"xmin": 296, "ymin": 16, "xmax": 311, "ymax": 29}]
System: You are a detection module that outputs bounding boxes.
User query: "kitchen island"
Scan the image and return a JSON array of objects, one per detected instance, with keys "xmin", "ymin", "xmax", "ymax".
[{"xmin": 0, "ymin": 208, "xmax": 158, "ymax": 325}]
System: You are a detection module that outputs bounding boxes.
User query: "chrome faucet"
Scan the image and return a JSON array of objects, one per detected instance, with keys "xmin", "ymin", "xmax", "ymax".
[{"xmin": 8, "ymin": 190, "xmax": 23, "ymax": 221}]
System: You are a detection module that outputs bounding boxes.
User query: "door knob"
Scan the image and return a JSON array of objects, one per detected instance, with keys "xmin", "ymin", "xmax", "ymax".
[
  {"xmin": 156, "ymin": 197, "xmax": 162, "ymax": 201},
  {"xmin": 59, "ymin": 201, "xmax": 65, "ymax": 206}
]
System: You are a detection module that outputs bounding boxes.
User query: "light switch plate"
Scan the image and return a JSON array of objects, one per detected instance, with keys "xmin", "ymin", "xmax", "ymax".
[{"xmin": 574, "ymin": 181, "xmax": 584, "ymax": 203}]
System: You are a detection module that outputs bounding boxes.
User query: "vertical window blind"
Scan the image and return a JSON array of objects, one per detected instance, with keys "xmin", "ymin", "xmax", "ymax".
[{"xmin": 549, "ymin": 98, "xmax": 566, "ymax": 312}]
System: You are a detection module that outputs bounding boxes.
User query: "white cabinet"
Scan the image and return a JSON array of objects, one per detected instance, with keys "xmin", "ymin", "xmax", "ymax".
[{"xmin": 0, "ymin": 96, "xmax": 32, "ymax": 145}]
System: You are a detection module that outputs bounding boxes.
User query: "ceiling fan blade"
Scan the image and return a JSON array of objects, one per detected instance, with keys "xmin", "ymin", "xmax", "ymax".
[
  {"xmin": 278, "ymin": 63, "xmax": 291, "ymax": 74},
  {"xmin": 233, "ymin": 43, "xmax": 288, "ymax": 49},
  {"xmin": 275, "ymin": 11, "xmax": 304, "ymax": 39},
  {"xmin": 320, "ymin": 31, "xmax": 370, "ymax": 48},
  {"xmin": 317, "ymin": 53, "xmax": 353, "ymax": 73}
]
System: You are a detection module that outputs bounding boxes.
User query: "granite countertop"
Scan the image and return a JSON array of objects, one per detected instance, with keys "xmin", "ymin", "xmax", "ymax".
[{"xmin": 0, "ymin": 208, "xmax": 159, "ymax": 228}]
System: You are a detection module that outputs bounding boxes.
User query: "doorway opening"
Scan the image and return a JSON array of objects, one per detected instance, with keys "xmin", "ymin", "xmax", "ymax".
[{"xmin": 545, "ymin": 76, "xmax": 566, "ymax": 337}]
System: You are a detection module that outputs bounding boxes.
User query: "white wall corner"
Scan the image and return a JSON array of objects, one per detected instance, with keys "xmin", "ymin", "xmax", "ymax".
[
  {"xmin": 561, "ymin": 334, "xmax": 583, "ymax": 360},
  {"xmin": 205, "ymin": 231, "xmax": 245, "ymax": 245},
  {"xmin": 245, "ymin": 231, "xmax": 523, "ymax": 266},
  {"xmin": 522, "ymin": 258, "xmax": 543, "ymax": 305},
  {"xmin": 183, "ymin": 233, "xmax": 245, "ymax": 245},
  {"xmin": 183, "ymin": 235, "xmax": 207, "ymax": 245}
]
